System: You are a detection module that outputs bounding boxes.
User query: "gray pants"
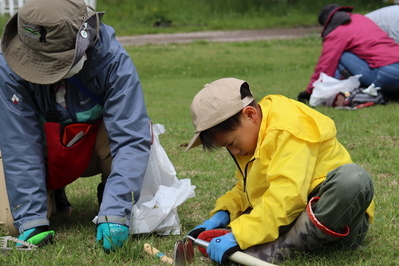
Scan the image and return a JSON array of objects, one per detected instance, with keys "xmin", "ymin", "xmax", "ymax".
[
  {"xmin": 242, "ymin": 163, "xmax": 374, "ymax": 263},
  {"xmin": 308, "ymin": 163, "xmax": 374, "ymax": 248}
]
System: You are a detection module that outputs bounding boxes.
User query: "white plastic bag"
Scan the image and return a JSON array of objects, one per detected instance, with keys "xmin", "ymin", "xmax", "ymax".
[
  {"xmin": 129, "ymin": 123, "xmax": 196, "ymax": 235},
  {"xmin": 309, "ymin": 72, "xmax": 361, "ymax": 106}
]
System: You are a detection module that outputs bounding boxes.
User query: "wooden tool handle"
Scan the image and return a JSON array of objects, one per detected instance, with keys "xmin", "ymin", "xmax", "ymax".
[
  {"xmin": 191, "ymin": 237, "xmax": 275, "ymax": 266},
  {"xmin": 144, "ymin": 243, "xmax": 174, "ymax": 264}
]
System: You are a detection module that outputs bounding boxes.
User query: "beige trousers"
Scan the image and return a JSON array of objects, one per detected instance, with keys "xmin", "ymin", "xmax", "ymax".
[{"xmin": 0, "ymin": 121, "xmax": 111, "ymax": 236}]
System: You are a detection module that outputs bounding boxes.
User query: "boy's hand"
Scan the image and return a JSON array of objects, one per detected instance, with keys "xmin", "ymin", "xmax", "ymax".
[
  {"xmin": 187, "ymin": 211, "xmax": 230, "ymax": 239},
  {"xmin": 96, "ymin": 223, "xmax": 129, "ymax": 252},
  {"xmin": 206, "ymin": 232, "xmax": 240, "ymax": 264}
]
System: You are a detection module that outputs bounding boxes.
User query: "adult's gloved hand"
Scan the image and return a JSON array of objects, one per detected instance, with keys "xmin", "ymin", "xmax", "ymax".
[
  {"xmin": 187, "ymin": 210, "xmax": 230, "ymax": 239},
  {"xmin": 206, "ymin": 232, "xmax": 241, "ymax": 265},
  {"xmin": 96, "ymin": 223, "xmax": 129, "ymax": 252}
]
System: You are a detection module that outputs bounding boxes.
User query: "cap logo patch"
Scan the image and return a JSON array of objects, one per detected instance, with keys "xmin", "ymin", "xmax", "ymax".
[
  {"xmin": 23, "ymin": 24, "xmax": 47, "ymax": 43},
  {"xmin": 23, "ymin": 24, "xmax": 41, "ymax": 40}
]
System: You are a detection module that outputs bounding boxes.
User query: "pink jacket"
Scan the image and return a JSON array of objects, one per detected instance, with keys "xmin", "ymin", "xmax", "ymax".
[{"xmin": 307, "ymin": 14, "xmax": 399, "ymax": 93}]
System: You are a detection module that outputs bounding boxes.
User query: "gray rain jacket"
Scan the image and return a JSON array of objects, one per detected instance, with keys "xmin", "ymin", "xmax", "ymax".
[{"xmin": 0, "ymin": 23, "xmax": 151, "ymax": 231}]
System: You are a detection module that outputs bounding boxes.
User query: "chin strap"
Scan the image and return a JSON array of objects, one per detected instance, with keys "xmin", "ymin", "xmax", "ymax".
[{"xmin": 86, "ymin": 5, "xmax": 102, "ymax": 47}]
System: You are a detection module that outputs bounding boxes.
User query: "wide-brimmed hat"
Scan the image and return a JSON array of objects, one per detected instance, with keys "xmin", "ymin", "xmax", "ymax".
[
  {"xmin": 1, "ymin": 0, "xmax": 104, "ymax": 84},
  {"xmin": 186, "ymin": 78, "xmax": 254, "ymax": 151},
  {"xmin": 318, "ymin": 4, "xmax": 353, "ymax": 38}
]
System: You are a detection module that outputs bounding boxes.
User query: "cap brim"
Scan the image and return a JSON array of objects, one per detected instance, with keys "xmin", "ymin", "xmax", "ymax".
[
  {"xmin": 339, "ymin": 6, "xmax": 354, "ymax": 13},
  {"xmin": 5, "ymin": 38, "xmax": 75, "ymax": 84},
  {"xmin": 185, "ymin": 132, "xmax": 202, "ymax": 152}
]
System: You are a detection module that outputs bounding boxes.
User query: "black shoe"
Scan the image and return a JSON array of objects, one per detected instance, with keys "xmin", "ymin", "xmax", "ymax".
[
  {"xmin": 339, "ymin": 69, "xmax": 353, "ymax": 79},
  {"xmin": 54, "ymin": 187, "xmax": 73, "ymax": 215},
  {"xmin": 97, "ymin": 182, "xmax": 105, "ymax": 206},
  {"xmin": 297, "ymin": 91, "xmax": 311, "ymax": 103}
]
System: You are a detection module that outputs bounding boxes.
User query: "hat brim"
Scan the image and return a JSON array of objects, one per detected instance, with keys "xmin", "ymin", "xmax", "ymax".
[
  {"xmin": 1, "ymin": 11, "xmax": 104, "ymax": 84},
  {"xmin": 337, "ymin": 6, "xmax": 354, "ymax": 13},
  {"xmin": 70, "ymin": 11, "xmax": 105, "ymax": 72},
  {"xmin": 185, "ymin": 132, "xmax": 202, "ymax": 152}
]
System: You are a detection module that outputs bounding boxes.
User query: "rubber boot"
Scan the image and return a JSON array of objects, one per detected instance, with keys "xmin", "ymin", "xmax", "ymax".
[{"xmin": 244, "ymin": 197, "xmax": 350, "ymax": 264}]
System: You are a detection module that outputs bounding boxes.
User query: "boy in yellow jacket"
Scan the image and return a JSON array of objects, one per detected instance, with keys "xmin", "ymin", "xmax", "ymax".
[{"xmin": 186, "ymin": 78, "xmax": 374, "ymax": 264}]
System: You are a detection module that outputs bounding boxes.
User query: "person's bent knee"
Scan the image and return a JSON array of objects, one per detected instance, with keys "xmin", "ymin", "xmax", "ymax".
[
  {"xmin": 329, "ymin": 164, "xmax": 372, "ymax": 189},
  {"xmin": 327, "ymin": 164, "xmax": 374, "ymax": 205}
]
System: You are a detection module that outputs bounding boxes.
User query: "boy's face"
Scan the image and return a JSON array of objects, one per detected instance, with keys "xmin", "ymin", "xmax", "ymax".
[{"xmin": 212, "ymin": 106, "xmax": 260, "ymax": 157}]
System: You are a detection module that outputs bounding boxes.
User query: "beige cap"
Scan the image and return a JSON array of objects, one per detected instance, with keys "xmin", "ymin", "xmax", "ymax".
[{"xmin": 186, "ymin": 78, "xmax": 254, "ymax": 151}]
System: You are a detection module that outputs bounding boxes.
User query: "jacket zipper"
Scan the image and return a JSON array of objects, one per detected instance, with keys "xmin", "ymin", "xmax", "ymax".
[{"xmin": 228, "ymin": 149, "xmax": 255, "ymax": 208}]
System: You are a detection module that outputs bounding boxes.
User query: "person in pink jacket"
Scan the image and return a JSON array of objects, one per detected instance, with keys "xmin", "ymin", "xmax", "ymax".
[{"xmin": 298, "ymin": 4, "xmax": 399, "ymax": 103}]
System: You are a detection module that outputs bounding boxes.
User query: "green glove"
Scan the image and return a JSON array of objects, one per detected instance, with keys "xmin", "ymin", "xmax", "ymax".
[
  {"xmin": 17, "ymin": 226, "xmax": 55, "ymax": 247},
  {"xmin": 96, "ymin": 223, "xmax": 129, "ymax": 252}
]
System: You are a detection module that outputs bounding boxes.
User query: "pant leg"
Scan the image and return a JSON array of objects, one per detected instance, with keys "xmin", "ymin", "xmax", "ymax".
[
  {"xmin": 338, "ymin": 52, "xmax": 399, "ymax": 98},
  {"xmin": 1, "ymin": 153, "xmax": 52, "ymax": 235},
  {"xmin": 337, "ymin": 52, "xmax": 378, "ymax": 87},
  {"xmin": 0, "ymin": 152, "xmax": 19, "ymax": 236},
  {"xmin": 372, "ymin": 62, "xmax": 399, "ymax": 98},
  {"xmin": 311, "ymin": 163, "xmax": 374, "ymax": 248}
]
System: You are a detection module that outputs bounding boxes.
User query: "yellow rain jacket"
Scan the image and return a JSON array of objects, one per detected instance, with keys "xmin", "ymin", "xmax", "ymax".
[{"xmin": 210, "ymin": 95, "xmax": 374, "ymax": 249}]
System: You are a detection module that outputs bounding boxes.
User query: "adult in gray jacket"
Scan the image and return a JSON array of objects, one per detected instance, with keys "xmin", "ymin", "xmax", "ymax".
[
  {"xmin": 366, "ymin": 5, "xmax": 399, "ymax": 44},
  {"xmin": 0, "ymin": 0, "xmax": 151, "ymax": 252}
]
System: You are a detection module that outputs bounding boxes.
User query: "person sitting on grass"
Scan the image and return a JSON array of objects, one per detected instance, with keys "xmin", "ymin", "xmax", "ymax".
[
  {"xmin": 297, "ymin": 3, "xmax": 399, "ymax": 103},
  {"xmin": 186, "ymin": 78, "xmax": 375, "ymax": 264}
]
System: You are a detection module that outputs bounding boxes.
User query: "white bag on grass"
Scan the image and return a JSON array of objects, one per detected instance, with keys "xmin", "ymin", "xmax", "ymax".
[
  {"xmin": 129, "ymin": 123, "xmax": 196, "ymax": 235},
  {"xmin": 309, "ymin": 72, "xmax": 361, "ymax": 106}
]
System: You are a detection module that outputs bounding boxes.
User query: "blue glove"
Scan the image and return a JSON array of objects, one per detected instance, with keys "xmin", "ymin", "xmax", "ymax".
[
  {"xmin": 187, "ymin": 211, "xmax": 230, "ymax": 239},
  {"xmin": 207, "ymin": 232, "xmax": 240, "ymax": 265},
  {"xmin": 96, "ymin": 223, "xmax": 129, "ymax": 252}
]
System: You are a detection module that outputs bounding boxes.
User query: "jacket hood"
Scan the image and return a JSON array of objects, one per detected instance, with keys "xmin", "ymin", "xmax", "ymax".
[
  {"xmin": 318, "ymin": 4, "xmax": 353, "ymax": 38},
  {"xmin": 258, "ymin": 95, "xmax": 337, "ymax": 145}
]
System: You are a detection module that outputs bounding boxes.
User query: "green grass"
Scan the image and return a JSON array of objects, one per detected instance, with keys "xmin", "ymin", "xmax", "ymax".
[
  {"xmin": 2, "ymin": 36, "xmax": 399, "ymax": 265},
  {"xmin": 0, "ymin": 0, "xmax": 389, "ymax": 36},
  {"xmin": 1, "ymin": 0, "xmax": 398, "ymax": 265},
  {"xmin": 95, "ymin": 0, "xmax": 386, "ymax": 35}
]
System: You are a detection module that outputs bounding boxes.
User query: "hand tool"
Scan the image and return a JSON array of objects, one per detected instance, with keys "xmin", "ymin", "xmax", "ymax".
[
  {"xmin": 185, "ymin": 235, "xmax": 276, "ymax": 266},
  {"xmin": 0, "ymin": 236, "xmax": 38, "ymax": 251},
  {"xmin": 143, "ymin": 243, "xmax": 174, "ymax": 264}
]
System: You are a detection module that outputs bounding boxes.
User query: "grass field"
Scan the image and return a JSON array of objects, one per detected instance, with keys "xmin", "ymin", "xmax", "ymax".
[
  {"xmin": 1, "ymin": 35, "xmax": 399, "ymax": 265},
  {"xmin": 0, "ymin": 0, "xmax": 388, "ymax": 36},
  {"xmin": 1, "ymin": 0, "xmax": 398, "ymax": 265}
]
